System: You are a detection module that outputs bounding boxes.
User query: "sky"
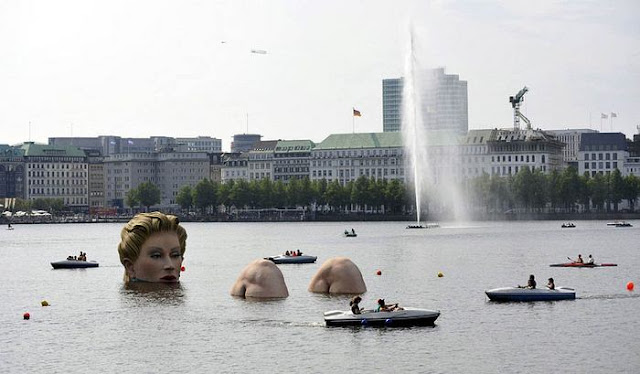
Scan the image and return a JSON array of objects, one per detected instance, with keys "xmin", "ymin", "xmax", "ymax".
[{"xmin": 1, "ymin": 0, "xmax": 639, "ymax": 151}]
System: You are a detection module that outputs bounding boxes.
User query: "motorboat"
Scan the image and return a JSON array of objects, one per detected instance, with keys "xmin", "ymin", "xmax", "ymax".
[
  {"xmin": 51, "ymin": 260, "xmax": 99, "ymax": 269},
  {"xmin": 607, "ymin": 221, "xmax": 632, "ymax": 227},
  {"xmin": 265, "ymin": 254, "xmax": 317, "ymax": 264},
  {"xmin": 324, "ymin": 307, "xmax": 440, "ymax": 327},
  {"xmin": 406, "ymin": 223, "xmax": 439, "ymax": 229},
  {"xmin": 343, "ymin": 231, "xmax": 357, "ymax": 237},
  {"xmin": 549, "ymin": 262, "xmax": 617, "ymax": 268},
  {"xmin": 485, "ymin": 287, "xmax": 575, "ymax": 302},
  {"xmin": 561, "ymin": 223, "xmax": 576, "ymax": 228}
]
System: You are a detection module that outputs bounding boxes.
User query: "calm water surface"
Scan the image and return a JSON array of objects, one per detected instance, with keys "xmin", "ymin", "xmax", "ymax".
[{"xmin": 1, "ymin": 220, "xmax": 639, "ymax": 373}]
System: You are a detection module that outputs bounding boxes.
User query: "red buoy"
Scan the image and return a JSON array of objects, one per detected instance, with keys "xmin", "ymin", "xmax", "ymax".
[
  {"xmin": 627, "ymin": 281, "xmax": 635, "ymax": 291},
  {"xmin": 376, "ymin": 270, "xmax": 382, "ymax": 276},
  {"xmin": 181, "ymin": 266, "xmax": 185, "ymax": 272},
  {"xmin": 23, "ymin": 312, "xmax": 30, "ymax": 320}
]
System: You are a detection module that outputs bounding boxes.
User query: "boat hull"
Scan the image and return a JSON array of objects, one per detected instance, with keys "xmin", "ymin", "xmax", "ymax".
[
  {"xmin": 485, "ymin": 287, "xmax": 575, "ymax": 302},
  {"xmin": 51, "ymin": 260, "xmax": 99, "ymax": 269},
  {"xmin": 324, "ymin": 307, "xmax": 440, "ymax": 327},
  {"xmin": 266, "ymin": 255, "xmax": 317, "ymax": 264},
  {"xmin": 549, "ymin": 262, "xmax": 617, "ymax": 268}
]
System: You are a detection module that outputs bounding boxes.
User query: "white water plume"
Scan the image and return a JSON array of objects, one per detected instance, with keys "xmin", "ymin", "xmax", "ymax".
[{"xmin": 401, "ymin": 25, "xmax": 469, "ymax": 223}]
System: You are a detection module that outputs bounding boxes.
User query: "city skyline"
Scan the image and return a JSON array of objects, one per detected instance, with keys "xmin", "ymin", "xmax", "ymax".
[{"xmin": 1, "ymin": 1, "xmax": 638, "ymax": 151}]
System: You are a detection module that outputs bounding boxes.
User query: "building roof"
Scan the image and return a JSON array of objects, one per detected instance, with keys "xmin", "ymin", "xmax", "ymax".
[
  {"xmin": 275, "ymin": 140, "xmax": 315, "ymax": 153},
  {"xmin": 579, "ymin": 132, "xmax": 628, "ymax": 151},
  {"xmin": 19, "ymin": 142, "xmax": 86, "ymax": 157},
  {"xmin": 314, "ymin": 133, "xmax": 402, "ymax": 150},
  {"xmin": 251, "ymin": 140, "xmax": 278, "ymax": 152}
]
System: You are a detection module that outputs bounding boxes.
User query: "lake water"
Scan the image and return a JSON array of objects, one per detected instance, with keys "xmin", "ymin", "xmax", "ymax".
[{"xmin": 2, "ymin": 220, "xmax": 639, "ymax": 373}]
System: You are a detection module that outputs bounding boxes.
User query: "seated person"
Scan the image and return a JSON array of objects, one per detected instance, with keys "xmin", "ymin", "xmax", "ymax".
[
  {"xmin": 526, "ymin": 274, "xmax": 537, "ymax": 289},
  {"xmin": 375, "ymin": 298, "xmax": 402, "ymax": 312},
  {"xmin": 230, "ymin": 259, "xmax": 289, "ymax": 298},
  {"xmin": 296, "ymin": 249, "xmax": 302, "ymax": 256},
  {"xmin": 67, "ymin": 255, "xmax": 74, "ymax": 260},
  {"xmin": 308, "ymin": 257, "xmax": 367, "ymax": 294},
  {"xmin": 575, "ymin": 254, "xmax": 584, "ymax": 264},
  {"xmin": 586, "ymin": 255, "xmax": 594, "ymax": 264},
  {"xmin": 350, "ymin": 296, "xmax": 363, "ymax": 314},
  {"xmin": 284, "ymin": 250, "xmax": 290, "ymax": 256},
  {"xmin": 547, "ymin": 277, "xmax": 555, "ymax": 290}
]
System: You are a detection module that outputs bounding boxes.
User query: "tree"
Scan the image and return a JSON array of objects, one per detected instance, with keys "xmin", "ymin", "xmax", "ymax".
[
  {"xmin": 385, "ymin": 179, "xmax": 405, "ymax": 214},
  {"xmin": 125, "ymin": 188, "xmax": 140, "ymax": 209},
  {"xmin": 193, "ymin": 179, "xmax": 217, "ymax": 214},
  {"xmin": 351, "ymin": 176, "xmax": 370, "ymax": 212},
  {"xmin": 622, "ymin": 174, "xmax": 640, "ymax": 212},
  {"xmin": 137, "ymin": 181, "xmax": 161, "ymax": 210},
  {"xmin": 607, "ymin": 169, "xmax": 625, "ymax": 212},
  {"xmin": 176, "ymin": 185, "xmax": 193, "ymax": 210}
]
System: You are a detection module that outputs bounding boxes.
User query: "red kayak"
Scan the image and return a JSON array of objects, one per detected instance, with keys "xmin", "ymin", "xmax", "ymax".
[{"xmin": 549, "ymin": 262, "xmax": 617, "ymax": 268}]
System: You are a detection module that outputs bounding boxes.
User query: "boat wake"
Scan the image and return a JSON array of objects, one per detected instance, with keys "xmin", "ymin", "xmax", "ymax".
[{"xmin": 578, "ymin": 294, "xmax": 640, "ymax": 300}]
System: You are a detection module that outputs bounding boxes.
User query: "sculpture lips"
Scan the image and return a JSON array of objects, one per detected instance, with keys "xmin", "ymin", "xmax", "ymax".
[{"xmin": 160, "ymin": 275, "xmax": 177, "ymax": 282}]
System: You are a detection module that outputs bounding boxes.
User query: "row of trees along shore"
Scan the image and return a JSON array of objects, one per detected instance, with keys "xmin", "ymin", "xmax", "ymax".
[
  {"xmin": 6, "ymin": 166, "xmax": 638, "ymax": 215},
  {"xmin": 123, "ymin": 166, "xmax": 640, "ymax": 215}
]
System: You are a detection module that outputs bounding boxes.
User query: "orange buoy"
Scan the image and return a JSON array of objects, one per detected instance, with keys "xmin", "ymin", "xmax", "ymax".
[
  {"xmin": 181, "ymin": 266, "xmax": 185, "ymax": 272},
  {"xmin": 376, "ymin": 270, "xmax": 382, "ymax": 276},
  {"xmin": 23, "ymin": 312, "xmax": 30, "ymax": 320},
  {"xmin": 627, "ymin": 281, "xmax": 634, "ymax": 291}
]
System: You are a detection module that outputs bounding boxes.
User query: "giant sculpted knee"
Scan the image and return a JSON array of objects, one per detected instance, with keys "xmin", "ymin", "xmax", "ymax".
[
  {"xmin": 230, "ymin": 259, "xmax": 289, "ymax": 298},
  {"xmin": 308, "ymin": 257, "xmax": 366, "ymax": 294}
]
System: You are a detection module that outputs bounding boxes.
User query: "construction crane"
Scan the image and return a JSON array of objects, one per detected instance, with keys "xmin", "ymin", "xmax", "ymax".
[{"xmin": 509, "ymin": 86, "xmax": 531, "ymax": 130}]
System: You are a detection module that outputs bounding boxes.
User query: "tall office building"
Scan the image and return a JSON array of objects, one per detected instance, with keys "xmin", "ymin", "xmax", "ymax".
[{"xmin": 383, "ymin": 68, "xmax": 468, "ymax": 134}]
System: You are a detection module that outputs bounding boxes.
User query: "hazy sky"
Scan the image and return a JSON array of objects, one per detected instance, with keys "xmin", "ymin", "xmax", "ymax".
[{"xmin": 1, "ymin": 0, "xmax": 639, "ymax": 151}]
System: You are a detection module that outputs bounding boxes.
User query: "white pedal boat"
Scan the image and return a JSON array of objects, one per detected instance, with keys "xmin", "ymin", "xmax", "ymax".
[
  {"xmin": 485, "ymin": 287, "xmax": 576, "ymax": 302},
  {"xmin": 324, "ymin": 307, "xmax": 440, "ymax": 327}
]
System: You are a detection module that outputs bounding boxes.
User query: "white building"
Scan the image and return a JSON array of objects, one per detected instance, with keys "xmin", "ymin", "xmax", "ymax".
[{"xmin": 310, "ymin": 133, "xmax": 406, "ymax": 185}]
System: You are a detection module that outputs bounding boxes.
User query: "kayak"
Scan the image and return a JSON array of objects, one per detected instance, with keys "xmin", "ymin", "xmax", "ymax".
[
  {"xmin": 549, "ymin": 262, "xmax": 617, "ymax": 268},
  {"xmin": 485, "ymin": 287, "xmax": 576, "ymax": 302},
  {"xmin": 51, "ymin": 260, "xmax": 99, "ymax": 269},
  {"xmin": 324, "ymin": 307, "xmax": 440, "ymax": 327},
  {"xmin": 265, "ymin": 254, "xmax": 317, "ymax": 264}
]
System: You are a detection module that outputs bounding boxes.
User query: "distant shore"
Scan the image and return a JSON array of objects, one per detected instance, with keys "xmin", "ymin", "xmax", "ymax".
[{"xmin": 3, "ymin": 211, "xmax": 640, "ymax": 224}]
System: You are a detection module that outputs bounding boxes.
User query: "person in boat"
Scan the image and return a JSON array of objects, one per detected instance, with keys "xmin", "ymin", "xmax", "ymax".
[
  {"xmin": 308, "ymin": 257, "xmax": 367, "ymax": 294},
  {"xmin": 587, "ymin": 255, "xmax": 594, "ymax": 264},
  {"xmin": 525, "ymin": 274, "xmax": 536, "ymax": 289},
  {"xmin": 350, "ymin": 296, "xmax": 363, "ymax": 314},
  {"xmin": 285, "ymin": 250, "xmax": 290, "ymax": 256},
  {"xmin": 351, "ymin": 228, "xmax": 355, "ymax": 234},
  {"xmin": 230, "ymin": 259, "xmax": 289, "ymax": 298},
  {"xmin": 574, "ymin": 254, "xmax": 584, "ymax": 264},
  {"xmin": 547, "ymin": 278, "xmax": 555, "ymax": 290},
  {"xmin": 117, "ymin": 211, "xmax": 186, "ymax": 283},
  {"xmin": 375, "ymin": 298, "xmax": 402, "ymax": 312},
  {"xmin": 296, "ymin": 249, "xmax": 302, "ymax": 256},
  {"xmin": 344, "ymin": 229, "xmax": 349, "ymax": 235},
  {"xmin": 67, "ymin": 255, "xmax": 74, "ymax": 260}
]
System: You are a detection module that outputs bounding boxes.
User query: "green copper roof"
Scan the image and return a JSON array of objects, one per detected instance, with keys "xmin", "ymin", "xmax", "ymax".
[
  {"xmin": 19, "ymin": 142, "xmax": 86, "ymax": 157},
  {"xmin": 314, "ymin": 133, "xmax": 402, "ymax": 150},
  {"xmin": 275, "ymin": 140, "xmax": 315, "ymax": 153},
  {"xmin": 314, "ymin": 131, "xmax": 461, "ymax": 150}
]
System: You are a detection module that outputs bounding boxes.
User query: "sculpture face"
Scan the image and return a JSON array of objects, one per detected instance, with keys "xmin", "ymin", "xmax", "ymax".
[{"xmin": 124, "ymin": 231, "xmax": 182, "ymax": 283}]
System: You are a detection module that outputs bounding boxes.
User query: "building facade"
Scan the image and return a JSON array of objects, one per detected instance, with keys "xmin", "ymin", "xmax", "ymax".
[
  {"xmin": 310, "ymin": 133, "xmax": 406, "ymax": 186},
  {"xmin": 383, "ymin": 68, "xmax": 468, "ymax": 134},
  {"xmin": 21, "ymin": 142, "xmax": 89, "ymax": 208},
  {"xmin": 273, "ymin": 140, "xmax": 314, "ymax": 182},
  {"xmin": 578, "ymin": 132, "xmax": 628, "ymax": 177}
]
